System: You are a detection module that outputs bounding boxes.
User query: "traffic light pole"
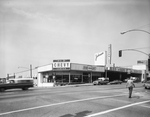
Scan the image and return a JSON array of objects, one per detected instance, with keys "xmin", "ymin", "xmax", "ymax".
[
  {"xmin": 119, "ymin": 49, "xmax": 149, "ymax": 57},
  {"xmin": 119, "ymin": 49, "xmax": 150, "ymax": 70},
  {"xmin": 119, "ymin": 49, "xmax": 150, "ymax": 81}
]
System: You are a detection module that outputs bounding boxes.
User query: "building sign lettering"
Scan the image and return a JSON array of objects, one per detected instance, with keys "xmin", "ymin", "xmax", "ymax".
[
  {"xmin": 53, "ymin": 59, "xmax": 70, "ymax": 70},
  {"xmin": 83, "ymin": 65, "xmax": 96, "ymax": 71}
]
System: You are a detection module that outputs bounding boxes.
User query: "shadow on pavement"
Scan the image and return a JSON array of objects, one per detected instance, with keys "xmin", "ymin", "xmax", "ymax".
[{"xmin": 59, "ymin": 110, "xmax": 92, "ymax": 117}]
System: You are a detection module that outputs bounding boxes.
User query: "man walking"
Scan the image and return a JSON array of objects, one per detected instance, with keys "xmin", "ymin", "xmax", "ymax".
[
  {"xmin": 53, "ymin": 75, "xmax": 56, "ymax": 87},
  {"xmin": 126, "ymin": 77, "xmax": 135, "ymax": 98}
]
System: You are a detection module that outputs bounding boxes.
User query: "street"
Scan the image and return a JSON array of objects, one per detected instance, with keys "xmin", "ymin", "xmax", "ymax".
[{"xmin": 0, "ymin": 83, "xmax": 150, "ymax": 117}]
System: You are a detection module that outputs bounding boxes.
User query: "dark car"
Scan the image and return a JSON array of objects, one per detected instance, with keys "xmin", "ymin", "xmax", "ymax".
[
  {"xmin": 144, "ymin": 80, "xmax": 150, "ymax": 89},
  {"xmin": 108, "ymin": 80, "xmax": 122, "ymax": 85},
  {"xmin": 0, "ymin": 78, "xmax": 33, "ymax": 92}
]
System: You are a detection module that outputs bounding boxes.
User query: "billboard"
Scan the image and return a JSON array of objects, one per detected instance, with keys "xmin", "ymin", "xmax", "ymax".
[{"xmin": 94, "ymin": 51, "xmax": 107, "ymax": 66}]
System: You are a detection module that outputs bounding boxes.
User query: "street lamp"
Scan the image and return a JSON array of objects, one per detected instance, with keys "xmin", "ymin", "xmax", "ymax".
[
  {"xmin": 121, "ymin": 29, "xmax": 150, "ymax": 35},
  {"xmin": 18, "ymin": 64, "xmax": 32, "ymax": 78}
]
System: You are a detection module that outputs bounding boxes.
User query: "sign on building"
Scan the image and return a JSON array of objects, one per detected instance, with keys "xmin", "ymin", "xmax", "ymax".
[
  {"xmin": 53, "ymin": 59, "xmax": 70, "ymax": 70},
  {"xmin": 94, "ymin": 51, "xmax": 107, "ymax": 66},
  {"xmin": 137, "ymin": 60, "xmax": 147, "ymax": 65},
  {"xmin": 107, "ymin": 44, "xmax": 112, "ymax": 65}
]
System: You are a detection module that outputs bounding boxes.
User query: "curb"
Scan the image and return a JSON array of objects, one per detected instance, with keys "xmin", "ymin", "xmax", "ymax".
[{"xmin": 33, "ymin": 83, "xmax": 144, "ymax": 89}]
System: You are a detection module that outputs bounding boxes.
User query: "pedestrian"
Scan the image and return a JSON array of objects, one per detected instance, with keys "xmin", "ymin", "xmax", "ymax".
[
  {"xmin": 126, "ymin": 77, "xmax": 135, "ymax": 98},
  {"xmin": 53, "ymin": 76, "xmax": 56, "ymax": 87}
]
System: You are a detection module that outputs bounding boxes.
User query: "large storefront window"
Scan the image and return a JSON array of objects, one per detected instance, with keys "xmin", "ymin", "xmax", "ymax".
[
  {"xmin": 41, "ymin": 71, "xmax": 104, "ymax": 84},
  {"xmin": 55, "ymin": 75, "xmax": 69, "ymax": 83},
  {"xmin": 42, "ymin": 72, "xmax": 53, "ymax": 83},
  {"xmin": 70, "ymin": 75, "xmax": 82, "ymax": 83}
]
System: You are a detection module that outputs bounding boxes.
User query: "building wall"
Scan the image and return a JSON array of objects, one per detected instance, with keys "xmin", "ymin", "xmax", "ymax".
[
  {"xmin": 37, "ymin": 64, "xmax": 53, "ymax": 87},
  {"xmin": 132, "ymin": 64, "xmax": 147, "ymax": 82}
]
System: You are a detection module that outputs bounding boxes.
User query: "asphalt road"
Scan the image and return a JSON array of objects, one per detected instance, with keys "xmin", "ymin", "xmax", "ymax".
[{"xmin": 0, "ymin": 83, "xmax": 150, "ymax": 117}]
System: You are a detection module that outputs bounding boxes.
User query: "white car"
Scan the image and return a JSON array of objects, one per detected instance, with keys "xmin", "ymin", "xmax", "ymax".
[
  {"xmin": 93, "ymin": 77, "xmax": 109, "ymax": 85},
  {"xmin": 144, "ymin": 81, "xmax": 150, "ymax": 89}
]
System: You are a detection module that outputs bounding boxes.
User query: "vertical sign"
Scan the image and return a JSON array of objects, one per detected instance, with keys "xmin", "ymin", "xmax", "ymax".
[
  {"xmin": 107, "ymin": 44, "xmax": 112, "ymax": 68},
  {"xmin": 108, "ymin": 44, "xmax": 112, "ymax": 64}
]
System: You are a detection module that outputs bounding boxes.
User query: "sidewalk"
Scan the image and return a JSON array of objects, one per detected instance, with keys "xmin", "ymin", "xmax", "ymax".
[{"xmin": 33, "ymin": 82, "xmax": 144, "ymax": 89}]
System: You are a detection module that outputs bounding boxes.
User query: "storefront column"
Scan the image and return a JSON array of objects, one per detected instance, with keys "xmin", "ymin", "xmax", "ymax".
[
  {"xmin": 91, "ymin": 72, "xmax": 92, "ymax": 83},
  {"xmin": 69, "ymin": 72, "xmax": 71, "ymax": 83},
  {"xmin": 82, "ymin": 74, "xmax": 83, "ymax": 83},
  {"xmin": 37, "ymin": 73, "xmax": 43, "ymax": 87}
]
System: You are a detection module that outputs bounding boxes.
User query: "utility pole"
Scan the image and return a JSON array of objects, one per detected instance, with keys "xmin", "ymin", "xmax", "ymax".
[
  {"xmin": 18, "ymin": 64, "xmax": 33, "ymax": 78},
  {"xmin": 30, "ymin": 64, "xmax": 32, "ymax": 78}
]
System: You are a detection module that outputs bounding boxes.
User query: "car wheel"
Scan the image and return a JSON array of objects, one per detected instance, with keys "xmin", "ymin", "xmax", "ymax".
[{"xmin": 22, "ymin": 87, "xmax": 28, "ymax": 90}]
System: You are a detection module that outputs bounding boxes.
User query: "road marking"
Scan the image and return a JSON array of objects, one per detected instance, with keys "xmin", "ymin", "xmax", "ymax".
[
  {"xmin": 0, "ymin": 94, "xmax": 126, "ymax": 116},
  {"xmin": 85, "ymin": 100, "xmax": 150, "ymax": 117},
  {"xmin": 140, "ymin": 105, "xmax": 150, "ymax": 108}
]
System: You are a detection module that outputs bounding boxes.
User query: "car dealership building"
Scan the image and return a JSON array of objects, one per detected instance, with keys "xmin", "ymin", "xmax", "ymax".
[{"xmin": 37, "ymin": 59, "xmax": 142, "ymax": 87}]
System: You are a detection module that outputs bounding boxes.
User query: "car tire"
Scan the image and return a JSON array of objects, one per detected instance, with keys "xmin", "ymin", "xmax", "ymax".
[
  {"xmin": 22, "ymin": 87, "xmax": 28, "ymax": 90},
  {"xmin": 145, "ymin": 87, "xmax": 147, "ymax": 89}
]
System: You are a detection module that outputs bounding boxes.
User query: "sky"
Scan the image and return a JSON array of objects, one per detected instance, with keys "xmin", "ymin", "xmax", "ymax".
[{"xmin": 0, "ymin": 0, "xmax": 150, "ymax": 78}]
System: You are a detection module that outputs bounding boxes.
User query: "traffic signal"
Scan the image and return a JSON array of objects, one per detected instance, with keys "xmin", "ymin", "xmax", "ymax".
[
  {"xmin": 148, "ymin": 58, "xmax": 150, "ymax": 71},
  {"xmin": 119, "ymin": 50, "xmax": 122, "ymax": 57}
]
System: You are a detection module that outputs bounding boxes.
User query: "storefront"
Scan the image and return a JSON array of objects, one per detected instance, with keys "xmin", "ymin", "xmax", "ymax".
[
  {"xmin": 37, "ymin": 60, "xmax": 105, "ymax": 87},
  {"xmin": 107, "ymin": 67, "xmax": 142, "ymax": 82},
  {"xmin": 37, "ymin": 59, "xmax": 142, "ymax": 87}
]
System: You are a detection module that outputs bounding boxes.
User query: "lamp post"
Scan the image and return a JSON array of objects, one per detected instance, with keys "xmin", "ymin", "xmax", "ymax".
[
  {"xmin": 18, "ymin": 64, "xmax": 32, "ymax": 78},
  {"xmin": 121, "ymin": 29, "xmax": 150, "ymax": 35}
]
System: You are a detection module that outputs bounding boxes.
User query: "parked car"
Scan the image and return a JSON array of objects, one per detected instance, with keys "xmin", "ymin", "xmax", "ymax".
[
  {"xmin": 144, "ymin": 80, "xmax": 150, "ymax": 89},
  {"xmin": 93, "ymin": 77, "xmax": 109, "ymax": 85},
  {"xmin": 108, "ymin": 80, "xmax": 122, "ymax": 85}
]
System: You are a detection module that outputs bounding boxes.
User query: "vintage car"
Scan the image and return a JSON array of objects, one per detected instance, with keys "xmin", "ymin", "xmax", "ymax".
[
  {"xmin": 93, "ymin": 77, "xmax": 109, "ymax": 85},
  {"xmin": 0, "ymin": 78, "xmax": 34, "ymax": 92}
]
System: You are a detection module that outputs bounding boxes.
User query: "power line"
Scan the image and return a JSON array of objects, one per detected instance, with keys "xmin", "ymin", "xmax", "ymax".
[{"xmin": 15, "ymin": 70, "xmax": 30, "ymax": 74}]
